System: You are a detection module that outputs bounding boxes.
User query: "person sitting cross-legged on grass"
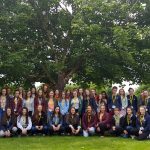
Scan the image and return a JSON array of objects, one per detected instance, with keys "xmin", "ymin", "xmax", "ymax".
[
  {"xmin": 121, "ymin": 107, "xmax": 137, "ymax": 138},
  {"xmin": 82, "ymin": 105, "xmax": 97, "ymax": 137},
  {"xmin": 65, "ymin": 107, "xmax": 81, "ymax": 135},
  {"xmin": 96, "ymin": 105, "xmax": 110, "ymax": 137},
  {"xmin": 135, "ymin": 106, "xmax": 150, "ymax": 140},
  {"xmin": 0, "ymin": 107, "xmax": 18, "ymax": 137},
  {"xmin": 17, "ymin": 107, "xmax": 32, "ymax": 136},
  {"xmin": 32, "ymin": 104, "xmax": 47, "ymax": 136},
  {"xmin": 109, "ymin": 107, "xmax": 124, "ymax": 137},
  {"xmin": 48, "ymin": 106, "xmax": 64, "ymax": 135}
]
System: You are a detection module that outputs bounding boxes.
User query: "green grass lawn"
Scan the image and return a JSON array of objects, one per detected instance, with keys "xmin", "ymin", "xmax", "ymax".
[{"xmin": 0, "ymin": 136, "xmax": 150, "ymax": 150}]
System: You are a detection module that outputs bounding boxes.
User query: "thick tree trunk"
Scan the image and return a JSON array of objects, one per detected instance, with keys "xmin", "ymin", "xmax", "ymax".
[
  {"xmin": 55, "ymin": 73, "xmax": 68, "ymax": 91},
  {"xmin": 55, "ymin": 66, "xmax": 79, "ymax": 90}
]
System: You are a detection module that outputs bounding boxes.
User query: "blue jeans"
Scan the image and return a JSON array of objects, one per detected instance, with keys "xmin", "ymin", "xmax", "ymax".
[
  {"xmin": 125, "ymin": 126, "xmax": 137, "ymax": 136},
  {"xmin": 31, "ymin": 126, "xmax": 48, "ymax": 135}
]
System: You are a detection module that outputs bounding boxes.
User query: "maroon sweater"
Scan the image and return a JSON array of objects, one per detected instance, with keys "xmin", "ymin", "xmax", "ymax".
[
  {"xmin": 34, "ymin": 97, "xmax": 47, "ymax": 113},
  {"xmin": 11, "ymin": 97, "xmax": 22, "ymax": 115},
  {"xmin": 82, "ymin": 112, "xmax": 97, "ymax": 130},
  {"xmin": 97, "ymin": 112, "xmax": 110, "ymax": 128}
]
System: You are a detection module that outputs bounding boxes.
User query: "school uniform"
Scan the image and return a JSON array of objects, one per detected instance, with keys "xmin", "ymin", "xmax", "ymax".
[
  {"xmin": 65, "ymin": 113, "xmax": 81, "ymax": 135},
  {"xmin": 136, "ymin": 114, "xmax": 150, "ymax": 140},
  {"xmin": 43, "ymin": 92, "xmax": 48, "ymax": 101},
  {"xmin": 97, "ymin": 112, "xmax": 110, "ymax": 136},
  {"xmin": 0, "ymin": 96, "xmax": 11, "ymax": 122},
  {"xmin": 47, "ymin": 98, "xmax": 58, "ymax": 118},
  {"xmin": 127, "ymin": 95, "xmax": 138, "ymax": 113},
  {"xmin": 34, "ymin": 97, "xmax": 47, "ymax": 113},
  {"xmin": 48, "ymin": 114, "xmax": 64, "ymax": 135},
  {"xmin": 121, "ymin": 114, "xmax": 137, "ymax": 137},
  {"xmin": 22, "ymin": 98, "xmax": 34, "ymax": 117},
  {"xmin": 17, "ymin": 116, "xmax": 32, "ymax": 134},
  {"xmin": 82, "ymin": 98, "xmax": 97, "ymax": 114},
  {"xmin": 139, "ymin": 98, "xmax": 150, "ymax": 115},
  {"xmin": 0, "ymin": 114, "xmax": 17, "ymax": 137},
  {"xmin": 82, "ymin": 112, "xmax": 97, "ymax": 137},
  {"xmin": 120, "ymin": 96, "xmax": 128, "ymax": 116},
  {"xmin": 70, "ymin": 97, "xmax": 82, "ymax": 115},
  {"xmin": 32, "ymin": 112, "xmax": 47, "ymax": 135},
  {"xmin": 108, "ymin": 95, "xmax": 122, "ymax": 113},
  {"xmin": 96, "ymin": 100, "xmax": 108, "ymax": 113},
  {"xmin": 109, "ymin": 115, "xmax": 124, "ymax": 136},
  {"xmin": 11, "ymin": 97, "xmax": 22, "ymax": 117}
]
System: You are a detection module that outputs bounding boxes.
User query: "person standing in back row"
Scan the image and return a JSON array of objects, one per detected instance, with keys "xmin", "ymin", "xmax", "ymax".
[
  {"xmin": 34, "ymin": 89, "xmax": 47, "ymax": 113},
  {"xmin": 0, "ymin": 88, "xmax": 11, "ymax": 122},
  {"xmin": 139, "ymin": 90, "xmax": 150, "ymax": 115},
  {"xmin": 70, "ymin": 90, "xmax": 82, "ymax": 116},
  {"xmin": 127, "ymin": 88, "xmax": 138, "ymax": 113},
  {"xmin": 108, "ymin": 86, "xmax": 122, "ymax": 116}
]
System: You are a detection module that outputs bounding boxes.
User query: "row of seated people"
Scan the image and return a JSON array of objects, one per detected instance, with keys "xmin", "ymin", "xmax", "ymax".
[{"xmin": 0, "ymin": 104, "xmax": 150, "ymax": 141}]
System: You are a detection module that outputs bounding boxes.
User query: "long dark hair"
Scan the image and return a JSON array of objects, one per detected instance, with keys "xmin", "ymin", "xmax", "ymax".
[
  {"xmin": 126, "ymin": 106, "xmax": 133, "ymax": 115},
  {"xmin": 52, "ymin": 106, "xmax": 61, "ymax": 118},
  {"xmin": 19, "ymin": 107, "xmax": 29, "ymax": 124},
  {"xmin": 25, "ymin": 90, "xmax": 32, "ymax": 100},
  {"xmin": 2, "ymin": 107, "xmax": 13, "ymax": 123},
  {"xmin": 101, "ymin": 91, "xmax": 108, "ymax": 100},
  {"xmin": 69, "ymin": 107, "xmax": 77, "ymax": 116},
  {"xmin": 31, "ymin": 87, "xmax": 37, "ymax": 95}
]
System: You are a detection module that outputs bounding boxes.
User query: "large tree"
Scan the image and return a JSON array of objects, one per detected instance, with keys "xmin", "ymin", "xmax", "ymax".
[{"xmin": 0, "ymin": 0, "xmax": 150, "ymax": 89}]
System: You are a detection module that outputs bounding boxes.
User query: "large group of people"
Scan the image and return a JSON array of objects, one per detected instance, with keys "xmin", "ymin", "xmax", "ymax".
[{"xmin": 0, "ymin": 84, "xmax": 150, "ymax": 140}]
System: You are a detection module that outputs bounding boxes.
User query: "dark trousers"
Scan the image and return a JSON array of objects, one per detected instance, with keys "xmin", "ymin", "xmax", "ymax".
[
  {"xmin": 125, "ymin": 126, "xmax": 137, "ymax": 136},
  {"xmin": 49, "ymin": 125, "xmax": 64, "ymax": 135},
  {"xmin": 31, "ymin": 126, "xmax": 48, "ymax": 135},
  {"xmin": 135, "ymin": 130, "xmax": 150, "ymax": 140},
  {"xmin": 109, "ymin": 126, "xmax": 123, "ymax": 136},
  {"xmin": 17, "ymin": 129, "xmax": 31, "ymax": 136},
  {"xmin": 1, "ymin": 126, "xmax": 18, "ymax": 136},
  {"xmin": 62, "ymin": 115, "xmax": 67, "ymax": 126},
  {"xmin": 28, "ymin": 111, "xmax": 33, "ymax": 117},
  {"xmin": 65, "ymin": 125, "xmax": 82, "ymax": 135},
  {"xmin": 0, "ymin": 109, "xmax": 5, "ymax": 124},
  {"xmin": 97, "ymin": 123, "xmax": 109, "ymax": 136}
]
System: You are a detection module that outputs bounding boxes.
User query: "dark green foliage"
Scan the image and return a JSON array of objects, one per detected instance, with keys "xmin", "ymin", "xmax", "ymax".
[{"xmin": 0, "ymin": 0, "xmax": 150, "ymax": 89}]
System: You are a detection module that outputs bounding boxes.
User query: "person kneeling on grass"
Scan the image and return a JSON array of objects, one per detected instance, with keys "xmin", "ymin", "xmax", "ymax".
[
  {"xmin": 65, "ymin": 107, "xmax": 81, "ymax": 135},
  {"xmin": 96, "ymin": 105, "xmax": 110, "ymax": 137},
  {"xmin": 32, "ymin": 105, "xmax": 47, "ymax": 136},
  {"xmin": 121, "ymin": 107, "xmax": 137, "ymax": 138},
  {"xmin": 135, "ymin": 106, "xmax": 150, "ymax": 140},
  {"xmin": 48, "ymin": 106, "xmax": 64, "ymax": 135},
  {"xmin": 17, "ymin": 107, "xmax": 32, "ymax": 136},
  {"xmin": 0, "ymin": 107, "xmax": 18, "ymax": 137},
  {"xmin": 82, "ymin": 105, "xmax": 97, "ymax": 137},
  {"xmin": 109, "ymin": 107, "xmax": 124, "ymax": 137}
]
